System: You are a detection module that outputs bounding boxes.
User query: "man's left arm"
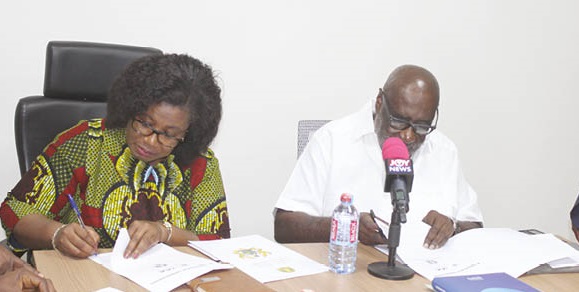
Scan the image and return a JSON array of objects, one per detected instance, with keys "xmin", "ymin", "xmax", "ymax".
[{"xmin": 422, "ymin": 141, "xmax": 484, "ymax": 249}]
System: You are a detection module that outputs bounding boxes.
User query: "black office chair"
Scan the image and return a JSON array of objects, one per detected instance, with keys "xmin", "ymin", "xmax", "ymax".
[
  {"xmin": 15, "ymin": 41, "xmax": 162, "ymax": 175},
  {"xmin": 7, "ymin": 41, "xmax": 162, "ymax": 259}
]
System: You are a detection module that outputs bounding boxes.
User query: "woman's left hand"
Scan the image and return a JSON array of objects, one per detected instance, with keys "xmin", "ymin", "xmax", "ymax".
[{"xmin": 124, "ymin": 220, "xmax": 167, "ymax": 259}]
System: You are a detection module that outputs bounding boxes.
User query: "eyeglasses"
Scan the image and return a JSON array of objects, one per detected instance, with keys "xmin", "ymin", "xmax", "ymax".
[
  {"xmin": 131, "ymin": 118, "xmax": 186, "ymax": 148},
  {"xmin": 380, "ymin": 89, "xmax": 438, "ymax": 136}
]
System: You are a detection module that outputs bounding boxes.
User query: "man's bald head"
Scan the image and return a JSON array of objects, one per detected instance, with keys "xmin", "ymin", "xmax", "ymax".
[
  {"xmin": 382, "ymin": 65, "xmax": 440, "ymax": 107},
  {"xmin": 374, "ymin": 65, "xmax": 440, "ymax": 155}
]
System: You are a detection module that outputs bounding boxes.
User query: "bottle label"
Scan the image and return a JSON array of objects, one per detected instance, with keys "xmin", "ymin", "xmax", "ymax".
[
  {"xmin": 330, "ymin": 218, "xmax": 358, "ymax": 243},
  {"xmin": 330, "ymin": 217, "xmax": 338, "ymax": 241},
  {"xmin": 349, "ymin": 220, "xmax": 358, "ymax": 243}
]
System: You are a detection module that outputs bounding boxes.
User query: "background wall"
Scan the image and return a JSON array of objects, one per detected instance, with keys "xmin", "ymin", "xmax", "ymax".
[{"xmin": 1, "ymin": 1, "xmax": 578, "ymax": 242}]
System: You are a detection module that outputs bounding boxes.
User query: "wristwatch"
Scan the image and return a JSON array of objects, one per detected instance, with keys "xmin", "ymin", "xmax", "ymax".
[{"xmin": 451, "ymin": 218, "xmax": 461, "ymax": 236}]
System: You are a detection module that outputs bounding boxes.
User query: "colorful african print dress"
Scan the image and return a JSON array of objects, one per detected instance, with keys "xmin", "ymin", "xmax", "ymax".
[{"xmin": 0, "ymin": 119, "xmax": 230, "ymax": 251}]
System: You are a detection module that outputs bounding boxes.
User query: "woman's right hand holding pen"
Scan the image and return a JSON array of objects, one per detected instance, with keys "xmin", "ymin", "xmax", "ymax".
[{"xmin": 51, "ymin": 223, "xmax": 99, "ymax": 258}]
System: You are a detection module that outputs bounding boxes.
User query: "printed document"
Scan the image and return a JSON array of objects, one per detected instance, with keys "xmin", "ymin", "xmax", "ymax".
[
  {"xmin": 189, "ymin": 234, "xmax": 328, "ymax": 283},
  {"xmin": 90, "ymin": 229, "xmax": 232, "ymax": 292},
  {"xmin": 375, "ymin": 223, "xmax": 579, "ymax": 280}
]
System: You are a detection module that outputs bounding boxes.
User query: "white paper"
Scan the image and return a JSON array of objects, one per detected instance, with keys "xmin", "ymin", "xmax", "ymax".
[
  {"xmin": 93, "ymin": 288, "xmax": 124, "ymax": 292},
  {"xmin": 374, "ymin": 225, "xmax": 579, "ymax": 280},
  {"xmin": 547, "ymin": 256, "xmax": 579, "ymax": 268},
  {"xmin": 189, "ymin": 234, "xmax": 328, "ymax": 283},
  {"xmin": 90, "ymin": 228, "xmax": 232, "ymax": 292}
]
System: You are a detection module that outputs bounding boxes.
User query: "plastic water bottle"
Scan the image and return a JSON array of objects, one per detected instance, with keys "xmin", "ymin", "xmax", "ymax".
[{"xmin": 329, "ymin": 193, "xmax": 359, "ymax": 274}]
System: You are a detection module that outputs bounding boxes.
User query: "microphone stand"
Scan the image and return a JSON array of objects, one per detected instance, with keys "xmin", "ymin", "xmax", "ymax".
[{"xmin": 368, "ymin": 188, "xmax": 415, "ymax": 280}]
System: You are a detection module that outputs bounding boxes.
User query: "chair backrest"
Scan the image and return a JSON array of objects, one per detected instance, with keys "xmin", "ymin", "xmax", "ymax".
[
  {"xmin": 15, "ymin": 41, "xmax": 162, "ymax": 175},
  {"xmin": 297, "ymin": 120, "xmax": 330, "ymax": 158}
]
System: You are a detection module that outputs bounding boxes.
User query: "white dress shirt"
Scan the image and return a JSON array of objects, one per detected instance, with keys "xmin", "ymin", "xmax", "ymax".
[{"xmin": 274, "ymin": 101, "xmax": 483, "ymax": 225}]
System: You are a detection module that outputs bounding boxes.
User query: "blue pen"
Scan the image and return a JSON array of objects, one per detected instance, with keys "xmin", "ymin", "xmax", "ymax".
[
  {"xmin": 67, "ymin": 194, "xmax": 86, "ymax": 229},
  {"xmin": 67, "ymin": 194, "xmax": 97, "ymax": 255}
]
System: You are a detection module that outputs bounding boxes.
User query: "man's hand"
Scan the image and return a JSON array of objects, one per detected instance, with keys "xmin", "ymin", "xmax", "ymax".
[
  {"xmin": 53, "ymin": 223, "xmax": 100, "ymax": 258},
  {"xmin": 0, "ymin": 245, "xmax": 37, "ymax": 276},
  {"xmin": 0, "ymin": 267, "xmax": 56, "ymax": 292},
  {"xmin": 0, "ymin": 245, "xmax": 21, "ymax": 275},
  {"xmin": 124, "ymin": 220, "xmax": 167, "ymax": 259},
  {"xmin": 359, "ymin": 212, "xmax": 388, "ymax": 245},
  {"xmin": 422, "ymin": 210, "xmax": 454, "ymax": 249}
]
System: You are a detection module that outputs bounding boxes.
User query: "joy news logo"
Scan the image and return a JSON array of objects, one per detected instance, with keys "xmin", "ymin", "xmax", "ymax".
[{"xmin": 388, "ymin": 159, "xmax": 412, "ymax": 173}]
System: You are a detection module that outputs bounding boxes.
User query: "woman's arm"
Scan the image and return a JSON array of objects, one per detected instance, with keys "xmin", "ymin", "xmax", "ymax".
[{"xmin": 13, "ymin": 214, "xmax": 99, "ymax": 258}]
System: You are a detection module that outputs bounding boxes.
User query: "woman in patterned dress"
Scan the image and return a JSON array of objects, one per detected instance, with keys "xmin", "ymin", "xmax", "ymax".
[{"xmin": 0, "ymin": 54, "xmax": 230, "ymax": 259}]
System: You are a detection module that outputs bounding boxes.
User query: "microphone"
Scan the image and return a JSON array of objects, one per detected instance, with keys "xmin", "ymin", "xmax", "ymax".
[
  {"xmin": 367, "ymin": 137, "xmax": 416, "ymax": 280},
  {"xmin": 382, "ymin": 137, "xmax": 413, "ymax": 222}
]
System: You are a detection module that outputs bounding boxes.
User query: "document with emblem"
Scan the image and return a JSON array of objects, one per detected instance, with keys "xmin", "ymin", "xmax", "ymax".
[
  {"xmin": 189, "ymin": 234, "xmax": 328, "ymax": 283},
  {"xmin": 90, "ymin": 229, "xmax": 232, "ymax": 292}
]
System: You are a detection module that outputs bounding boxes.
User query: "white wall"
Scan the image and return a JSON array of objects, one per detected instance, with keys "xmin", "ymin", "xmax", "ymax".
[{"xmin": 1, "ymin": 1, "xmax": 578, "ymax": 242}]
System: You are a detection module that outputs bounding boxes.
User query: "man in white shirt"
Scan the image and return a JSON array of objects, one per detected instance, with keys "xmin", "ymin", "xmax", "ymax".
[{"xmin": 274, "ymin": 65, "xmax": 483, "ymax": 249}]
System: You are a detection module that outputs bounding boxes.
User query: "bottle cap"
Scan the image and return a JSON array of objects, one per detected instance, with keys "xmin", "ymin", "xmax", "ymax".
[{"xmin": 340, "ymin": 193, "xmax": 352, "ymax": 203}]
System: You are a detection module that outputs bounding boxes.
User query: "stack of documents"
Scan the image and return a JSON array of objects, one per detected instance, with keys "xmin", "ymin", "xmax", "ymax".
[
  {"xmin": 375, "ymin": 223, "xmax": 579, "ymax": 280},
  {"xmin": 90, "ymin": 229, "xmax": 232, "ymax": 292},
  {"xmin": 189, "ymin": 234, "xmax": 328, "ymax": 283}
]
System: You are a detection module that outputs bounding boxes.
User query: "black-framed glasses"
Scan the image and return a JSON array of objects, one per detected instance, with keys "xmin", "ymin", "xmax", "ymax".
[
  {"xmin": 131, "ymin": 118, "xmax": 186, "ymax": 148},
  {"xmin": 380, "ymin": 88, "xmax": 438, "ymax": 135}
]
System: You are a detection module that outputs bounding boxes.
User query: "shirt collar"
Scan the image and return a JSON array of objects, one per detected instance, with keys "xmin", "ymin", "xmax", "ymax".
[
  {"xmin": 115, "ymin": 146, "xmax": 183, "ymax": 193},
  {"xmin": 355, "ymin": 100, "xmax": 378, "ymax": 140}
]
